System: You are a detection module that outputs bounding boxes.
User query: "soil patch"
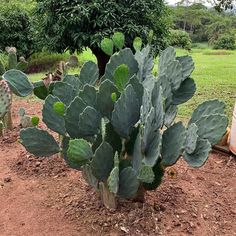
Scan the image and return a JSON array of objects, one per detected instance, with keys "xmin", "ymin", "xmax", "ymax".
[{"xmin": 0, "ymin": 99, "xmax": 235, "ymax": 236}]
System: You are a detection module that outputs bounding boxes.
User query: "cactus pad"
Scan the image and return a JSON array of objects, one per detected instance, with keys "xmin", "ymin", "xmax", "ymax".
[{"xmin": 0, "ymin": 80, "xmax": 11, "ymax": 119}]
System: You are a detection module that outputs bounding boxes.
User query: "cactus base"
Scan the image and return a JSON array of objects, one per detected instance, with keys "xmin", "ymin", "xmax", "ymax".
[
  {"xmin": 0, "ymin": 121, "xmax": 4, "ymax": 136},
  {"xmin": 133, "ymin": 184, "xmax": 145, "ymax": 203},
  {"xmin": 99, "ymin": 182, "xmax": 117, "ymax": 210}
]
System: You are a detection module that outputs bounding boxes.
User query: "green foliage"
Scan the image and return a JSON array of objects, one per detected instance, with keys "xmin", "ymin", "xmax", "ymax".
[
  {"xmin": 213, "ymin": 34, "xmax": 236, "ymax": 50},
  {"xmin": 35, "ymin": 0, "xmax": 169, "ymax": 55},
  {"xmin": 168, "ymin": 30, "xmax": 192, "ymax": 50},
  {"xmin": 171, "ymin": 3, "xmax": 236, "ymax": 45},
  {"xmin": 0, "ymin": 5, "xmax": 33, "ymax": 57},
  {"xmin": 18, "ymin": 44, "xmax": 228, "ymax": 209}
]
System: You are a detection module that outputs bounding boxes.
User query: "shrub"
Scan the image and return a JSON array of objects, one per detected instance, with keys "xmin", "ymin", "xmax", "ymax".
[
  {"xmin": 0, "ymin": 5, "xmax": 33, "ymax": 57},
  {"xmin": 27, "ymin": 53, "xmax": 67, "ymax": 74},
  {"xmin": 168, "ymin": 30, "xmax": 192, "ymax": 50},
  {"xmin": 5, "ymin": 35, "xmax": 228, "ymax": 209},
  {"xmin": 213, "ymin": 34, "xmax": 236, "ymax": 50}
]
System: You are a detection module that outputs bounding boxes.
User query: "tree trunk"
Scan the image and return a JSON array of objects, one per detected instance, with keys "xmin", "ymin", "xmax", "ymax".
[
  {"xmin": 91, "ymin": 47, "xmax": 110, "ymax": 77},
  {"xmin": 99, "ymin": 182, "xmax": 117, "ymax": 210}
]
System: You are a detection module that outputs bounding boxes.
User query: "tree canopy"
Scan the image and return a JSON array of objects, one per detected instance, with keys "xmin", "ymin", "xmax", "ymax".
[{"xmin": 35, "ymin": 0, "xmax": 170, "ymax": 55}]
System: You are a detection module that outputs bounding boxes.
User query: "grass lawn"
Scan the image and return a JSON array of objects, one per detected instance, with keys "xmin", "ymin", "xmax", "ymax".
[
  {"xmin": 27, "ymin": 47, "xmax": 236, "ymax": 123},
  {"xmin": 176, "ymin": 48, "xmax": 236, "ymax": 123}
]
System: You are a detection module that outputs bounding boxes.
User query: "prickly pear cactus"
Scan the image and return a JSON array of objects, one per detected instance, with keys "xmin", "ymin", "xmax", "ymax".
[
  {"xmin": 0, "ymin": 80, "xmax": 11, "ymax": 119},
  {"xmin": 18, "ymin": 33, "xmax": 228, "ymax": 209}
]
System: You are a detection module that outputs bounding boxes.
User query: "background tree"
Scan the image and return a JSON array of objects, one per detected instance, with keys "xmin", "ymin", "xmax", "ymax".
[
  {"xmin": 35, "ymin": 0, "xmax": 170, "ymax": 75},
  {"xmin": 0, "ymin": 4, "xmax": 33, "ymax": 57}
]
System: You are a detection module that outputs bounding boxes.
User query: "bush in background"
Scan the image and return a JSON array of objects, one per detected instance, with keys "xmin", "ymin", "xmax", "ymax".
[
  {"xmin": 213, "ymin": 34, "xmax": 236, "ymax": 50},
  {"xmin": 168, "ymin": 30, "xmax": 192, "ymax": 50},
  {"xmin": 0, "ymin": 5, "xmax": 33, "ymax": 57}
]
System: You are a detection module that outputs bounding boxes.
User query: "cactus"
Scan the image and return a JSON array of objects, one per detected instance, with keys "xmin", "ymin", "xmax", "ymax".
[
  {"xmin": 0, "ymin": 47, "xmax": 29, "ymax": 131},
  {"xmin": 18, "ymin": 34, "xmax": 228, "ymax": 209},
  {"xmin": 0, "ymin": 80, "xmax": 11, "ymax": 136}
]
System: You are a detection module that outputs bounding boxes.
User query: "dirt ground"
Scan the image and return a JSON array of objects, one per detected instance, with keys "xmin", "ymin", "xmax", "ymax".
[{"xmin": 0, "ymin": 98, "xmax": 235, "ymax": 236}]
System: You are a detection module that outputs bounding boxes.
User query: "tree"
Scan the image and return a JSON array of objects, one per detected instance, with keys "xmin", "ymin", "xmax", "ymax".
[
  {"xmin": 35, "ymin": 0, "xmax": 170, "ymax": 75},
  {"xmin": 0, "ymin": 4, "xmax": 33, "ymax": 57}
]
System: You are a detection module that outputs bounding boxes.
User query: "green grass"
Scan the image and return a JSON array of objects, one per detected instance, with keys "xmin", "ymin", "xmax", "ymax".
[
  {"xmin": 176, "ymin": 48, "xmax": 236, "ymax": 122},
  {"xmin": 26, "ymin": 47, "xmax": 236, "ymax": 122}
]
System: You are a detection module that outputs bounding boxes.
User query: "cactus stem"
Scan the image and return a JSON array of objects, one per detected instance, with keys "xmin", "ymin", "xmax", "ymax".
[
  {"xmin": 133, "ymin": 184, "xmax": 145, "ymax": 203},
  {"xmin": 4, "ymin": 106, "xmax": 13, "ymax": 130},
  {"xmin": 99, "ymin": 182, "xmax": 117, "ymax": 210},
  {"xmin": 0, "ymin": 120, "xmax": 4, "ymax": 137}
]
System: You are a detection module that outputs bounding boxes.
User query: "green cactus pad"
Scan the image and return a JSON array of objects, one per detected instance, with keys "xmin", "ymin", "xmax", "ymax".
[
  {"xmin": 144, "ymin": 131, "xmax": 162, "ymax": 167},
  {"xmin": 65, "ymin": 97, "xmax": 86, "ymax": 138},
  {"xmin": 53, "ymin": 102, "xmax": 66, "ymax": 116},
  {"xmin": 111, "ymin": 93, "xmax": 117, "ymax": 102},
  {"xmin": 33, "ymin": 81, "xmax": 49, "ymax": 100},
  {"xmin": 78, "ymin": 106, "xmax": 101, "ymax": 138},
  {"xmin": 104, "ymin": 122, "xmax": 122, "ymax": 154},
  {"xmin": 166, "ymin": 60, "xmax": 184, "ymax": 91},
  {"xmin": 79, "ymin": 61, "xmax": 99, "ymax": 86},
  {"xmin": 31, "ymin": 116, "xmax": 40, "ymax": 127},
  {"xmin": 172, "ymin": 78, "xmax": 196, "ymax": 105},
  {"xmin": 189, "ymin": 99, "xmax": 226, "ymax": 124},
  {"xmin": 161, "ymin": 122, "xmax": 186, "ymax": 166},
  {"xmin": 133, "ymin": 37, "xmax": 143, "ymax": 52},
  {"xmin": 101, "ymin": 38, "xmax": 114, "ymax": 56},
  {"xmin": 63, "ymin": 74, "xmax": 82, "ymax": 91},
  {"xmin": 151, "ymin": 82, "xmax": 164, "ymax": 129},
  {"xmin": 113, "ymin": 64, "xmax": 129, "ymax": 92},
  {"xmin": 78, "ymin": 85, "xmax": 97, "ymax": 108},
  {"xmin": 176, "ymin": 55, "xmax": 195, "ymax": 79},
  {"xmin": 135, "ymin": 46, "xmax": 154, "ymax": 82},
  {"xmin": 16, "ymin": 58, "xmax": 28, "ymax": 72},
  {"xmin": 82, "ymin": 164, "xmax": 98, "ymax": 189},
  {"xmin": 42, "ymin": 95, "xmax": 66, "ymax": 135},
  {"xmin": 18, "ymin": 107, "xmax": 25, "ymax": 117},
  {"xmin": 112, "ymin": 32, "xmax": 125, "ymax": 50},
  {"xmin": 8, "ymin": 51, "xmax": 17, "ymax": 69},
  {"xmin": 20, "ymin": 128, "xmax": 60, "ymax": 157},
  {"xmin": 138, "ymin": 165, "xmax": 155, "ymax": 183},
  {"xmin": 195, "ymin": 114, "xmax": 228, "ymax": 145},
  {"xmin": 164, "ymin": 105, "xmax": 177, "ymax": 127},
  {"xmin": 67, "ymin": 139, "xmax": 93, "ymax": 169},
  {"xmin": 0, "ymin": 60, "xmax": 6, "ymax": 75},
  {"xmin": 158, "ymin": 46, "xmax": 176, "ymax": 76},
  {"xmin": 183, "ymin": 139, "xmax": 211, "ymax": 168},
  {"xmin": 0, "ymin": 80, "xmax": 11, "ymax": 119},
  {"xmin": 52, "ymin": 82, "xmax": 76, "ymax": 106},
  {"xmin": 91, "ymin": 142, "xmax": 114, "ymax": 181},
  {"xmin": 118, "ymin": 167, "xmax": 140, "ymax": 199},
  {"xmin": 3, "ymin": 69, "xmax": 33, "ymax": 97},
  {"xmin": 132, "ymin": 133, "xmax": 143, "ymax": 172},
  {"xmin": 97, "ymin": 79, "xmax": 119, "ymax": 119},
  {"xmin": 111, "ymin": 85, "xmax": 140, "ymax": 138},
  {"xmin": 108, "ymin": 166, "xmax": 119, "ymax": 194},
  {"xmin": 143, "ymin": 159, "xmax": 164, "ymax": 190},
  {"xmin": 185, "ymin": 123, "xmax": 198, "ymax": 154},
  {"xmin": 128, "ymin": 75, "xmax": 144, "ymax": 106},
  {"xmin": 104, "ymin": 48, "xmax": 139, "ymax": 82}
]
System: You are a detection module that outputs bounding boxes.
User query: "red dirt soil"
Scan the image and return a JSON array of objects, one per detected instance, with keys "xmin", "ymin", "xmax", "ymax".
[{"xmin": 0, "ymin": 98, "xmax": 235, "ymax": 236}]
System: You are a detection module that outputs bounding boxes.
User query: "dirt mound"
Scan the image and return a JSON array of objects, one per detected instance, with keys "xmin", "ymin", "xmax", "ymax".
[{"xmin": 10, "ymin": 153, "xmax": 69, "ymax": 178}]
